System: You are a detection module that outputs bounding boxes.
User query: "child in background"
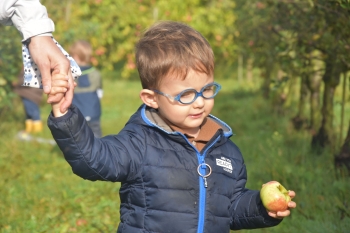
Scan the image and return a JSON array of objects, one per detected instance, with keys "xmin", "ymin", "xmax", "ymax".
[
  {"xmin": 48, "ymin": 21, "xmax": 296, "ymax": 233},
  {"xmin": 69, "ymin": 40, "xmax": 103, "ymax": 137},
  {"xmin": 13, "ymin": 70, "xmax": 43, "ymax": 136}
]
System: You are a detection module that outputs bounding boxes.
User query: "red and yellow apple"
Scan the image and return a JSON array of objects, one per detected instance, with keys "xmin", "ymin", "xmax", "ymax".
[{"xmin": 260, "ymin": 181, "xmax": 291, "ymax": 212}]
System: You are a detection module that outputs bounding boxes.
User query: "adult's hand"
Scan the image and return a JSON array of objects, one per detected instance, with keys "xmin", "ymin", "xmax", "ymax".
[{"xmin": 28, "ymin": 36, "xmax": 75, "ymax": 113}]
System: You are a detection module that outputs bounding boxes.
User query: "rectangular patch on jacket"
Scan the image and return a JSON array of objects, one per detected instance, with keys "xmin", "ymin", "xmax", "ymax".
[{"xmin": 216, "ymin": 157, "xmax": 233, "ymax": 173}]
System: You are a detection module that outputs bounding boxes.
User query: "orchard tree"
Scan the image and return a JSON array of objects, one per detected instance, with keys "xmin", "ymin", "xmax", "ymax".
[
  {"xmin": 334, "ymin": 0, "xmax": 350, "ymax": 171},
  {"xmin": 234, "ymin": 0, "xmax": 282, "ymax": 97},
  {"xmin": 43, "ymin": 0, "xmax": 236, "ymax": 78},
  {"xmin": 235, "ymin": 0, "xmax": 350, "ymax": 152},
  {"xmin": 309, "ymin": 0, "xmax": 350, "ymax": 149}
]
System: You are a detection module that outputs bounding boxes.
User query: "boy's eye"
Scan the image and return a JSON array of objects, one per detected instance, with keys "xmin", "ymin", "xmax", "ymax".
[
  {"xmin": 179, "ymin": 90, "xmax": 196, "ymax": 102},
  {"xmin": 181, "ymin": 90, "xmax": 194, "ymax": 97},
  {"xmin": 203, "ymin": 86, "xmax": 215, "ymax": 94},
  {"xmin": 203, "ymin": 87, "xmax": 214, "ymax": 92}
]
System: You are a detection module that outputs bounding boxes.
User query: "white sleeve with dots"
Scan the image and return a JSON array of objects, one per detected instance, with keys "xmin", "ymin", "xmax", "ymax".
[{"xmin": 21, "ymin": 37, "xmax": 82, "ymax": 88}]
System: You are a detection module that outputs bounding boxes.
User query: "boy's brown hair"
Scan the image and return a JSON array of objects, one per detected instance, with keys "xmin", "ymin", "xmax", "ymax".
[
  {"xmin": 69, "ymin": 40, "xmax": 93, "ymax": 65},
  {"xmin": 136, "ymin": 21, "xmax": 214, "ymax": 89}
]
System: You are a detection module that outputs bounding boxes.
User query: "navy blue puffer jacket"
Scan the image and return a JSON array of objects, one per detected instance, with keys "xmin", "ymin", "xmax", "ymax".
[{"xmin": 48, "ymin": 104, "xmax": 281, "ymax": 233}]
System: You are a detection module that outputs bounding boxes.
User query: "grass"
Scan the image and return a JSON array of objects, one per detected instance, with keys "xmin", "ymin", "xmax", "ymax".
[{"xmin": 0, "ymin": 76, "xmax": 349, "ymax": 233}]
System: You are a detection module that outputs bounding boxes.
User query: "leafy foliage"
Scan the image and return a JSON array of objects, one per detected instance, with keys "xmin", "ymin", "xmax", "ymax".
[
  {"xmin": 42, "ymin": 0, "xmax": 236, "ymax": 77},
  {"xmin": 0, "ymin": 25, "xmax": 22, "ymax": 109}
]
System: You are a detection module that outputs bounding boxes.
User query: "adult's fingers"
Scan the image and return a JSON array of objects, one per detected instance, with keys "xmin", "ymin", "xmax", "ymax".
[
  {"xmin": 29, "ymin": 37, "xmax": 54, "ymax": 93},
  {"xmin": 29, "ymin": 36, "xmax": 71, "ymax": 95}
]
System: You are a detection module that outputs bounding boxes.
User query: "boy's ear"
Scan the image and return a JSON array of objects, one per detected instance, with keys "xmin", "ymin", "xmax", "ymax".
[{"xmin": 140, "ymin": 89, "xmax": 159, "ymax": 109}]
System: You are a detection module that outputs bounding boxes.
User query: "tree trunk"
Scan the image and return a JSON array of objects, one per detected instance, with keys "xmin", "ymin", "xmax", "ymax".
[
  {"xmin": 238, "ymin": 54, "xmax": 243, "ymax": 82},
  {"xmin": 291, "ymin": 75, "xmax": 309, "ymax": 130},
  {"xmin": 306, "ymin": 71, "xmax": 322, "ymax": 134},
  {"xmin": 246, "ymin": 57, "xmax": 253, "ymax": 82},
  {"xmin": 335, "ymin": 121, "xmax": 350, "ymax": 172},
  {"xmin": 338, "ymin": 72, "xmax": 348, "ymax": 148},
  {"xmin": 261, "ymin": 58, "xmax": 273, "ymax": 99},
  {"xmin": 312, "ymin": 55, "xmax": 342, "ymax": 149}
]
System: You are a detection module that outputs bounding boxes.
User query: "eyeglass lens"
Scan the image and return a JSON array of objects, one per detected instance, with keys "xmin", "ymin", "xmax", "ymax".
[{"xmin": 179, "ymin": 83, "xmax": 219, "ymax": 103}]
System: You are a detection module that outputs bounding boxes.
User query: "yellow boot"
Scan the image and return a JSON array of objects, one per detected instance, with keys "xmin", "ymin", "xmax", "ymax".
[
  {"xmin": 25, "ymin": 119, "xmax": 34, "ymax": 133},
  {"xmin": 32, "ymin": 120, "xmax": 43, "ymax": 133}
]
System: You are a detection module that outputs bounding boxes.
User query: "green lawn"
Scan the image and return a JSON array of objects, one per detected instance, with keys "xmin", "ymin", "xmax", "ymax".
[{"xmin": 0, "ymin": 77, "xmax": 349, "ymax": 233}]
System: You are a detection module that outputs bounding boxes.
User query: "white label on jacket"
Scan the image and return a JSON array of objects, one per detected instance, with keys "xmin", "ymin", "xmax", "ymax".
[{"xmin": 216, "ymin": 157, "xmax": 233, "ymax": 173}]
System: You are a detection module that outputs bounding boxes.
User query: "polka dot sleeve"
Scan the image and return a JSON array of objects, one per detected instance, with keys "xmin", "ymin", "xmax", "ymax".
[{"xmin": 21, "ymin": 37, "xmax": 81, "ymax": 88}]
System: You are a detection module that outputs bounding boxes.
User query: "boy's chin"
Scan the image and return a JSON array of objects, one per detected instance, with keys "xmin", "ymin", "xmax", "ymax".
[{"xmin": 185, "ymin": 121, "xmax": 204, "ymax": 131}]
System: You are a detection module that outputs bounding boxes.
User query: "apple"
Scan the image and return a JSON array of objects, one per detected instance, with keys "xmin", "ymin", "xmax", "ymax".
[{"xmin": 260, "ymin": 181, "xmax": 291, "ymax": 212}]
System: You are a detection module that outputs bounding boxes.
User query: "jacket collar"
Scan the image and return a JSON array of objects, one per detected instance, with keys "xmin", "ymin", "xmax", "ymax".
[{"xmin": 140, "ymin": 104, "xmax": 233, "ymax": 138}]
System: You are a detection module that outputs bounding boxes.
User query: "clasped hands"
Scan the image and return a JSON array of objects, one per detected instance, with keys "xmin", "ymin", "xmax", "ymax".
[{"xmin": 28, "ymin": 36, "xmax": 75, "ymax": 113}]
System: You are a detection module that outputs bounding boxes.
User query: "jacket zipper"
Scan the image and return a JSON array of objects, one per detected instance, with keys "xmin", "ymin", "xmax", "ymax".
[{"xmin": 197, "ymin": 136, "xmax": 221, "ymax": 233}]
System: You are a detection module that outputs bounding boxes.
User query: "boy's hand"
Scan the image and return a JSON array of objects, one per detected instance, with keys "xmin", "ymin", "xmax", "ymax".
[
  {"xmin": 50, "ymin": 74, "xmax": 69, "ymax": 95},
  {"xmin": 48, "ymin": 71, "xmax": 70, "ymax": 117},
  {"xmin": 267, "ymin": 190, "xmax": 296, "ymax": 219}
]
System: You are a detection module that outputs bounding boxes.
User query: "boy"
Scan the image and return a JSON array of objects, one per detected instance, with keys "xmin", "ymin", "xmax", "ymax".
[
  {"xmin": 48, "ymin": 21, "xmax": 296, "ymax": 233},
  {"xmin": 69, "ymin": 40, "xmax": 103, "ymax": 137},
  {"xmin": 13, "ymin": 70, "xmax": 44, "ymax": 135}
]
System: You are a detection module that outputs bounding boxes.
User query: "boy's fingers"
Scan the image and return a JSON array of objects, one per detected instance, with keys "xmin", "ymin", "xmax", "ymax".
[
  {"xmin": 288, "ymin": 190, "xmax": 296, "ymax": 198},
  {"xmin": 47, "ymin": 93, "xmax": 64, "ymax": 104},
  {"xmin": 50, "ymin": 87, "xmax": 68, "ymax": 95},
  {"xmin": 48, "ymin": 71, "xmax": 70, "ymax": 103},
  {"xmin": 60, "ymin": 73, "xmax": 75, "ymax": 113},
  {"xmin": 288, "ymin": 201, "xmax": 297, "ymax": 208},
  {"xmin": 276, "ymin": 209, "xmax": 291, "ymax": 217},
  {"xmin": 51, "ymin": 79, "xmax": 69, "ymax": 88},
  {"xmin": 52, "ymin": 73, "xmax": 68, "ymax": 80},
  {"xmin": 268, "ymin": 211, "xmax": 283, "ymax": 219}
]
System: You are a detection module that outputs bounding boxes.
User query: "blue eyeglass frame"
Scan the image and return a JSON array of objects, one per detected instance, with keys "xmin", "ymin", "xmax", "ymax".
[{"xmin": 152, "ymin": 82, "xmax": 222, "ymax": 104}]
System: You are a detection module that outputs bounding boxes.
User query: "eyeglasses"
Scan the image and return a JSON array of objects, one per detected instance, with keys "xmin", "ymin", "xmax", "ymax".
[{"xmin": 152, "ymin": 82, "xmax": 221, "ymax": 104}]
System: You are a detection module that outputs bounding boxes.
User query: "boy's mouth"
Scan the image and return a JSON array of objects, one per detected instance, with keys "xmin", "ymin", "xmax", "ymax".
[{"xmin": 189, "ymin": 112, "xmax": 203, "ymax": 118}]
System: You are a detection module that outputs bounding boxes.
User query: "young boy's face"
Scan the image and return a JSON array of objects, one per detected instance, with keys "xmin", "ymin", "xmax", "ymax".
[{"xmin": 154, "ymin": 69, "xmax": 215, "ymax": 137}]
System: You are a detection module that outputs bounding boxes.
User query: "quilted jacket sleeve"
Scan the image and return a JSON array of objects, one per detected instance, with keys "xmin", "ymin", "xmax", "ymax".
[
  {"xmin": 229, "ymin": 145, "xmax": 282, "ymax": 230},
  {"xmin": 0, "ymin": 0, "xmax": 54, "ymax": 40},
  {"xmin": 47, "ymin": 105, "xmax": 144, "ymax": 182}
]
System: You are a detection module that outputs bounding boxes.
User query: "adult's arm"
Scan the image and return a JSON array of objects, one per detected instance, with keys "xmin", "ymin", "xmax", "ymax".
[
  {"xmin": 0, "ymin": 0, "xmax": 54, "ymax": 40},
  {"xmin": 0, "ymin": 0, "xmax": 74, "ymax": 112}
]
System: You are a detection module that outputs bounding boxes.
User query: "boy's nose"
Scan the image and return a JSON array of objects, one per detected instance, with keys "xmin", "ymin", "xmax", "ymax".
[{"xmin": 192, "ymin": 96, "xmax": 205, "ymax": 107}]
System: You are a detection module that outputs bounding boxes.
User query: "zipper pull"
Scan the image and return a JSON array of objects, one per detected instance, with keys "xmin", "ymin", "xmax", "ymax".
[{"xmin": 197, "ymin": 163, "xmax": 212, "ymax": 189}]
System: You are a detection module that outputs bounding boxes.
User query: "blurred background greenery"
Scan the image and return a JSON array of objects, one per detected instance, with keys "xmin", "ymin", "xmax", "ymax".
[{"xmin": 0, "ymin": 0, "xmax": 349, "ymax": 232}]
